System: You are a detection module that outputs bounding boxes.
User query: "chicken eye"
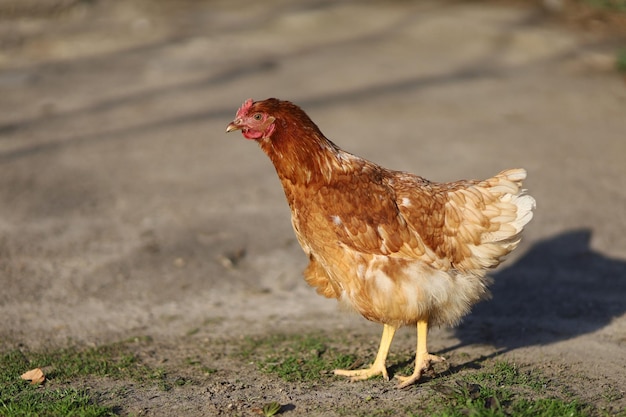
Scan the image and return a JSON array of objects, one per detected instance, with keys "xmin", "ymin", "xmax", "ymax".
[{"xmin": 253, "ymin": 113, "xmax": 263, "ymax": 121}]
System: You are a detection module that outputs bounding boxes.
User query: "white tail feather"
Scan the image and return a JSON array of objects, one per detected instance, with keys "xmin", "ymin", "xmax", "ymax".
[{"xmin": 479, "ymin": 170, "xmax": 535, "ymax": 246}]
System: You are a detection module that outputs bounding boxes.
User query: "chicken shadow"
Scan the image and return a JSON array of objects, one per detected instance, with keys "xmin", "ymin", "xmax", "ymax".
[{"xmin": 451, "ymin": 229, "xmax": 626, "ymax": 353}]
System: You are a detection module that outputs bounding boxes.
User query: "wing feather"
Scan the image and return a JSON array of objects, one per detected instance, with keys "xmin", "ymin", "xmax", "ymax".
[
  {"xmin": 296, "ymin": 161, "xmax": 534, "ymax": 280},
  {"xmin": 394, "ymin": 168, "xmax": 535, "ymax": 273}
]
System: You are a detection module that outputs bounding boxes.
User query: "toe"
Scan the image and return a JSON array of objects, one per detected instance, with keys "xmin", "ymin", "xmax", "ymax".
[
  {"xmin": 393, "ymin": 354, "xmax": 445, "ymax": 388},
  {"xmin": 395, "ymin": 372, "xmax": 422, "ymax": 389},
  {"xmin": 334, "ymin": 363, "xmax": 388, "ymax": 381},
  {"xmin": 429, "ymin": 354, "xmax": 446, "ymax": 363}
]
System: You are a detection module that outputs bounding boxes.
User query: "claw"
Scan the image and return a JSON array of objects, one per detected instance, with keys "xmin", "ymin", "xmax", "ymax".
[{"xmin": 395, "ymin": 354, "xmax": 445, "ymax": 389}]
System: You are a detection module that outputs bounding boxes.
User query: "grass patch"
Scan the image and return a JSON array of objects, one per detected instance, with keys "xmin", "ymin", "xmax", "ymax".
[
  {"xmin": 0, "ymin": 386, "xmax": 114, "ymax": 417},
  {"xmin": 580, "ymin": 0, "xmax": 626, "ymax": 12},
  {"xmin": 421, "ymin": 361, "xmax": 591, "ymax": 417},
  {"xmin": 616, "ymin": 49, "xmax": 626, "ymax": 73},
  {"xmin": 239, "ymin": 333, "xmax": 357, "ymax": 382},
  {"xmin": 0, "ymin": 347, "xmax": 122, "ymax": 416},
  {"xmin": 240, "ymin": 334, "xmax": 600, "ymax": 416},
  {"xmin": 0, "ymin": 339, "xmax": 171, "ymax": 416}
]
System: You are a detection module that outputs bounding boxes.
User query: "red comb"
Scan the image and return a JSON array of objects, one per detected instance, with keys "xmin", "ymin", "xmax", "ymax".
[{"xmin": 236, "ymin": 98, "xmax": 254, "ymax": 118}]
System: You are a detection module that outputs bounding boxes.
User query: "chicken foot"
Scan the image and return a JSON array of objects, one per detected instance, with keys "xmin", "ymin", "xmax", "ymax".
[
  {"xmin": 395, "ymin": 320, "xmax": 445, "ymax": 389},
  {"xmin": 334, "ymin": 320, "xmax": 444, "ymax": 388},
  {"xmin": 334, "ymin": 323, "xmax": 397, "ymax": 381}
]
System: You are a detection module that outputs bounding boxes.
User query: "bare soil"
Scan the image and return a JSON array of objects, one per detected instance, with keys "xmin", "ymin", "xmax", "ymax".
[{"xmin": 1, "ymin": 0, "xmax": 625, "ymax": 415}]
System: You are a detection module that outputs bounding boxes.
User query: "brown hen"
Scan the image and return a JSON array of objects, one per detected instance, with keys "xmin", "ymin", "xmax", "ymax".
[{"xmin": 226, "ymin": 98, "xmax": 535, "ymax": 388}]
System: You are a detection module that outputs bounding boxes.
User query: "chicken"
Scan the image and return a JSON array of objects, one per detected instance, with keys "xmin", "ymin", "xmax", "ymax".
[{"xmin": 226, "ymin": 98, "xmax": 535, "ymax": 388}]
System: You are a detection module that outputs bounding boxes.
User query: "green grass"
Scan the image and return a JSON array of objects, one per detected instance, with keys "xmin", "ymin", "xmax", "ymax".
[
  {"xmin": 240, "ymin": 333, "xmax": 357, "ymax": 382},
  {"xmin": 0, "ymin": 387, "xmax": 114, "ymax": 417},
  {"xmin": 616, "ymin": 49, "xmax": 626, "ymax": 73},
  {"xmin": 420, "ymin": 361, "xmax": 591, "ymax": 417},
  {"xmin": 0, "ymin": 340, "xmax": 170, "ymax": 417},
  {"xmin": 0, "ymin": 348, "xmax": 119, "ymax": 417},
  {"xmin": 242, "ymin": 333, "xmax": 601, "ymax": 416},
  {"xmin": 1, "ymin": 333, "xmax": 617, "ymax": 416},
  {"xmin": 580, "ymin": 0, "xmax": 626, "ymax": 12}
]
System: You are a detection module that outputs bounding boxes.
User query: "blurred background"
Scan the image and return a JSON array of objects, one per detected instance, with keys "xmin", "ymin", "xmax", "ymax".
[{"xmin": 0, "ymin": 0, "xmax": 625, "ymax": 353}]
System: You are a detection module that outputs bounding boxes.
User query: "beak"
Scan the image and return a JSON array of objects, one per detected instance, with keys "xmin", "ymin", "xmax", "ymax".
[{"xmin": 226, "ymin": 120, "xmax": 242, "ymax": 133}]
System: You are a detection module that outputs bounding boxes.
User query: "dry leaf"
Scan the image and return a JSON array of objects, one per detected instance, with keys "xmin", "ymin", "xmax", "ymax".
[{"xmin": 21, "ymin": 368, "xmax": 46, "ymax": 385}]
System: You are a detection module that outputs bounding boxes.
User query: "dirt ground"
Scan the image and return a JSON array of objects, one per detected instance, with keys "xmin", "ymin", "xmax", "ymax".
[{"xmin": 1, "ymin": 0, "xmax": 626, "ymax": 415}]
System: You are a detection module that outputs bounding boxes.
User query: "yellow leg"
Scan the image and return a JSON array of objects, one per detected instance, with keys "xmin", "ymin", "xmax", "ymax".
[
  {"xmin": 334, "ymin": 324, "xmax": 397, "ymax": 381},
  {"xmin": 395, "ymin": 319, "xmax": 445, "ymax": 388}
]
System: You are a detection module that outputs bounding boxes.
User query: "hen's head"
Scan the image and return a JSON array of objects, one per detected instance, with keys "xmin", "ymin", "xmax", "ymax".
[
  {"xmin": 226, "ymin": 98, "xmax": 322, "ymax": 141},
  {"xmin": 226, "ymin": 98, "xmax": 278, "ymax": 140},
  {"xmin": 226, "ymin": 98, "xmax": 338, "ymax": 182}
]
